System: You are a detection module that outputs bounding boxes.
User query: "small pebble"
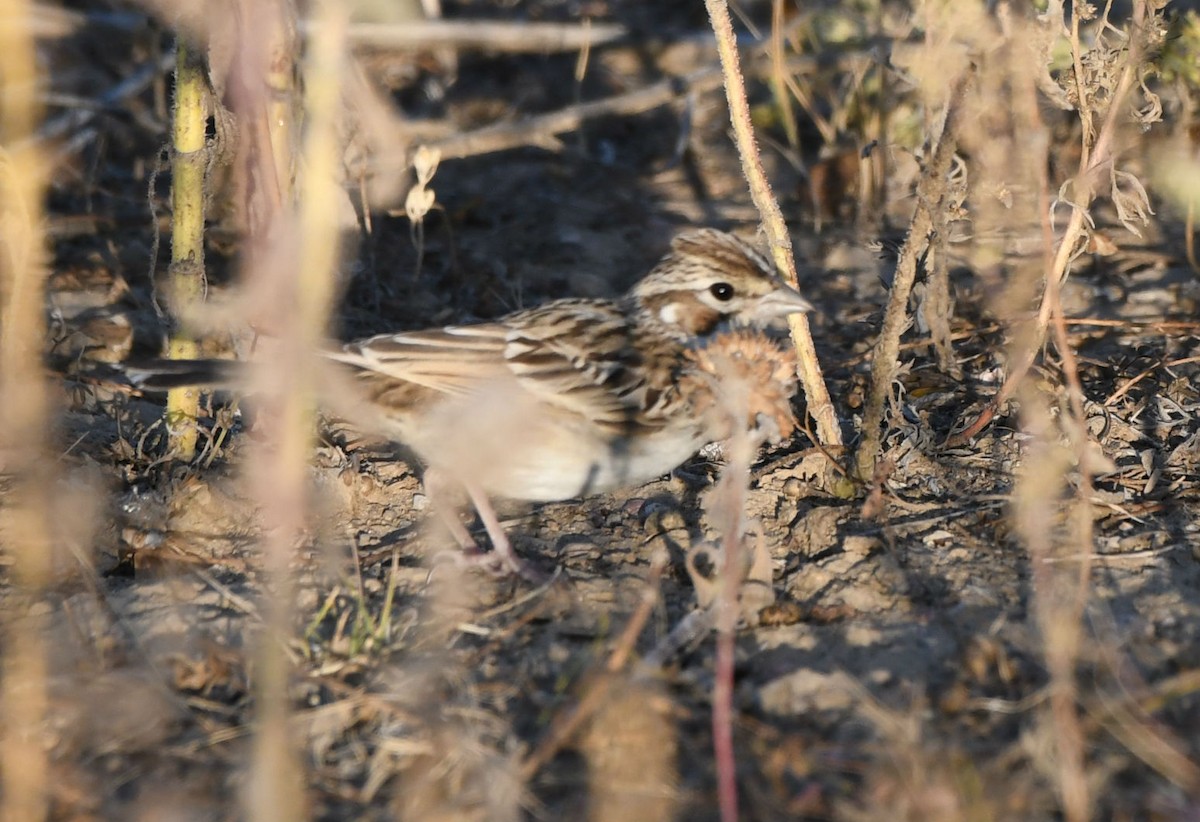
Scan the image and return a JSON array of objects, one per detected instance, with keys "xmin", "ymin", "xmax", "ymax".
[
  {"xmin": 782, "ymin": 477, "xmax": 804, "ymax": 499},
  {"xmin": 867, "ymin": 669, "xmax": 894, "ymax": 686}
]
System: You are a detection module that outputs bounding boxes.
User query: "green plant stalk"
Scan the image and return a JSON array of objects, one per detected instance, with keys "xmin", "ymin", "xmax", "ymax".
[
  {"xmin": 167, "ymin": 40, "xmax": 207, "ymax": 460},
  {"xmin": 376, "ymin": 549, "xmax": 403, "ymax": 645}
]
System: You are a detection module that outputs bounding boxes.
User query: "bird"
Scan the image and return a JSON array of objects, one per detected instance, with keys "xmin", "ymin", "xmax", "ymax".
[{"xmin": 132, "ymin": 229, "xmax": 813, "ymax": 579}]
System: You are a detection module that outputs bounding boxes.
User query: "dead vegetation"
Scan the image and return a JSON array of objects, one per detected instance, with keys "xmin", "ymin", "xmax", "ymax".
[{"xmin": 2, "ymin": 0, "xmax": 1200, "ymax": 820}]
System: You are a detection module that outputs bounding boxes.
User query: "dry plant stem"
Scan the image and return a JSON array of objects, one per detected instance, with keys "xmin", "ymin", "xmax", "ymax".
[
  {"xmin": 855, "ymin": 78, "xmax": 965, "ymax": 480},
  {"xmin": 710, "ymin": 431, "xmax": 755, "ymax": 822},
  {"xmin": 767, "ymin": 0, "xmax": 799, "ymax": 151},
  {"xmin": 703, "ymin": 0, "xmax": 841, "ymax": 451},
  {"xmin": 244, "ymin": 2, "xmax": 334, "ymax": 822},
  {"xmin": 0, "ymin": 0, "xmax": 51, "ymax": 819},
  {"xmin": 924, "ymin": 171, "xmax": 959, "ymax": 379},
  {"xmin": 948, "ymin": 1, "xmax": 1149, "ymax": 448},
  {"xmin": 1186, "ymin": 199, "xmax": 1199, "ymax": 274},
  {"xmin": 1017, "ymin": 390, "xmax": 1090, "ymax": 822},
  {"xmin": 1044, "ymin": 167, "xmax": 1094, "ymax": 822},
  {"xmin": 1070, "ymin": 6, "xmax": 1092, "ymax": 168},
  {"xmin": 166, "ymin": 41, "xmax": 207, "ymax": 459},
  {"xmin": 264, "ymin": 0, "xmax": 297, "ymax": 205},
  {"xmin": 338, "ymin": 19, "xmax": 625, "ymax": 52},
  {"xmin": 228, "ymin": 0, "xmax": 292, "ymax": 243},
  {"xmin": 1041, "ymin": 251, "xmax": 1094, "ymax": 822},
  {"xmin": 1024, "ymin": 40, "xmax": 1093, "ymax": 822}
]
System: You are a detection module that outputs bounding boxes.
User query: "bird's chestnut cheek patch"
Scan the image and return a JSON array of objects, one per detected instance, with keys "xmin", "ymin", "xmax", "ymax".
[
  {"xmin": 660, "ymin": 300, "xmax": 724, "ymax": 337},
  {"xmin": 690, "ymin": 308, "xmax": 724, "ymax": 337}
]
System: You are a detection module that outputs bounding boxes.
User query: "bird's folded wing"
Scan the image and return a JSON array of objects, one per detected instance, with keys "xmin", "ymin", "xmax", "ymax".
[
  {"xmin": 327, "ymin": 324, "xmax": 512, "ymax": 396},
  {"xmin": 502, "ymin": 303, "xmax": 668, "ymax": 432},
  {"xmin": 327, "ymin": 303, "xmax": 678, "ymax": 433}
]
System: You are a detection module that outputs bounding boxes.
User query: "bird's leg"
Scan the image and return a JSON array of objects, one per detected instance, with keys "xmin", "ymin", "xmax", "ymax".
[
  {"xmin": 423, "ymin": 468, "xmax": 481, "ymax": 552},
  {"xmin": 460, "ymin": 479, "xmax": 550, "ymax": 583},
  {"xmin": 423, "ymin": 468, "xmax": 548, "ymax": 582},
  {"xmin": 423, "ymin": 467, "xmax": 486, "ymax": 558}
]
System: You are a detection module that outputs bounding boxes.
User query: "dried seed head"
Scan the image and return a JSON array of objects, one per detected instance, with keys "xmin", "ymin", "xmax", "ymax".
[{"xmin": 684, "ymin": 330, "xmax": 800, "ymax": 442}]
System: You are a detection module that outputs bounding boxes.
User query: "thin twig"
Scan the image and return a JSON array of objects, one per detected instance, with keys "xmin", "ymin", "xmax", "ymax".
[
  {"xmin": 1104, "ymin": 356, "xmax": 1200, "ymax": 407},
  {"xmin": 378, "ymin": 67, "xmax": 726, "ymax": 166}
]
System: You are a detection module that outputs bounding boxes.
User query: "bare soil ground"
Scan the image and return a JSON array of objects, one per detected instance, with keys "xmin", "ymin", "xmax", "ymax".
[{"xmin": 10, "ymin": 1, "xmax": 1200, "ymax": 820}]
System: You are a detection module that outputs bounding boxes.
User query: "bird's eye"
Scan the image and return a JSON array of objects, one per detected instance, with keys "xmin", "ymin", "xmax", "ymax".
[{"xmin": 709, "ymin": 282, "xmax": 735, "ymax": 301}]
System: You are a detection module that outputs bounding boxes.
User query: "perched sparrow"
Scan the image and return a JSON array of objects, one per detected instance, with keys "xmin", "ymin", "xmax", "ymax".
[{"xmin": 134, "ymin": 229, "xmax": 813, "ymax": 578}]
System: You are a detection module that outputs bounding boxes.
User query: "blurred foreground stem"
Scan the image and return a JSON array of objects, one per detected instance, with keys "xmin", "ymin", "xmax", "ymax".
[
  {"xmin": 247, "ymin": 2, "xmax": 342, "ymax": 821},
  {"xmin": 0, "ymin": 0, "xmax": 51, "ymax": 819}
]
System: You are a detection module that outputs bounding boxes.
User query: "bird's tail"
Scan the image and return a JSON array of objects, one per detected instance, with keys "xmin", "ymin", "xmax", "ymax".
[{"xmin": 124, "ymin": 359, "xmax": 243, "ymax": 391}]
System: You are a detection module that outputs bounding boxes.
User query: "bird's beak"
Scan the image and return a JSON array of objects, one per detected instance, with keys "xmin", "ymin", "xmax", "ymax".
[{"xmin": 752, "ymin": 282, "xmax": 814, "ymax": 323}]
